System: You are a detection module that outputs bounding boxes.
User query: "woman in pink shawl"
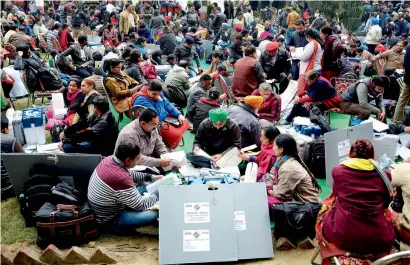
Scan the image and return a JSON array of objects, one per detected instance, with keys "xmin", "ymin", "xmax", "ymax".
[{"xmin": 64, "ymin": 79, "xmax": 85, "ymax": 125}]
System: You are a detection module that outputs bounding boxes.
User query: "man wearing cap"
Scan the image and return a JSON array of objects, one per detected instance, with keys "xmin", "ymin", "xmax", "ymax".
[
  {"xmin": 173, "ymin": 36, "xmax": 202, "ymax": 77},
  {"xmin": 211, "ymin": 6, "xmax": 227, "ymax": 36},
  {"xmin": 259, "ymin": 41, "xmax": 290, "ymax": 92},
  {"xmin": 228, "ymin": 95, "xmax": 263, "ymax": 148},
  {"xmin": 213, "ymin": 23, "xmax": 231, "ymax": 47},
  {"xmin": 193, "ymin": 108, "xmax": 241, "ymax": 162},
  {"xmin": 232, "ymin": 46, "xmax": 265, "ymax": 98},
  {"xmin": 230, "ymin": 24, "xmax": 243, "ymax": 43}
]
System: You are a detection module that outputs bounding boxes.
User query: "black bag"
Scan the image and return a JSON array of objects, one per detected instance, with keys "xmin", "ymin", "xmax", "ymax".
[
  {"xmin": 20, "ymin": 168, "xmax": 61, "ymax": 227},
  {"xmin": 163, "ymin": 86, "xmax": 188, "ymax": 108},
  {"xmin": 25, "ymin": 59, "xmax": 41, "ymax": 93},
  {"xmin": 35, "ymin": 202, "xmax": 99, "ymax": 248},
  {"xmin": 309, "ymin": 106, "xmax": 331, "ymax": 134},
  {"xmin": 38, "ymin": 66, "xmax": 64, "ymax": 91},
  {"xmin": 50, "ymin": 124, "xmax": 66, "ymax": 143},
  {"xmin": 186, "ymin": 152, "xmax": 212, "ymax": 168},
  {"xmin": 52, "ymin": 182, "xmax": 85, "ymax": 206},
  {"xmin": 300, "ymin": 139, "xmax": 326, "ymax": 179},
  {"xmin": 270, "ymin": 202, "xmax": 322, "ymax": 244}
]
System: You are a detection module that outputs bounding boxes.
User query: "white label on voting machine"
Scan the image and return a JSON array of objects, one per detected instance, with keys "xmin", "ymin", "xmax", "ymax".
[
  {"xmin": 338, "ymin": 140, "xmax": 350, "ymax": 157},
  {"xmin": 234, "ymin": 211, "xmax": 247, "ymax": 231},
  {"xmin": 183, "ymin": 230, "xmax": 210, "ymax": 252},
  {"xmin": 184, "ymin": 202, "xmax": 210, "ymax": 223}
]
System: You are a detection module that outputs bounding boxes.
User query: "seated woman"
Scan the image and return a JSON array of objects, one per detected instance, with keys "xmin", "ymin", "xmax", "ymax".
[
  {"xmin": 192, "ymin": 108, "xmax": 241, "ymax": 163},
  {"xmin": 102, "ymin": 24, "xmax": 119, "ymax": 47},
  {"xmin": 132, "ymin": 79, "xmax": 185, "ymax": 123},
  {"xmin": 124, "ymin": 49, "xmax": 148, "ymax": 85},
  {"xmin": 319, "ymin": 139, "xmax": 395, "ymax": 261},
  {"xmin": 285, "ymin": 70, "xmax": 341, "ymax": 123},
  {"xmin": 65, "ymin": 78, "xmax": 85, "ymax": 125},
  {"xmin": 59, "ymin": 96, "xmax": 119, "ymax": 156},
  {"xmin": 187, "ymin": 87, "xmax": 221, "ymax": 133},
  {"xmin": 391, "ymin": 162, "xmax": 410, "ymax": 247},
  {"xmin": 252, "ymin": 82, "xmax": 282, "ymax": 126},
  {"xmin": 104, "ymin": 59, "xmax": 142, "ymax": 121},
  {"xmin": 134, "ymin": 37, "xmax": 147, "ymax": 59},
  {"xmin": 238, "ymin": 126, "xmax": 280, "ymax": 181},
  {"xmin": 73, "ymin": 79, "xmax": 101, "ymax": 124}
]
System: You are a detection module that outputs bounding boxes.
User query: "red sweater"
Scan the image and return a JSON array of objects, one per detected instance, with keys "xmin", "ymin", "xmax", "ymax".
[
  {"xmin": 323, "ymin": 164, "xmax": 395, "ymax": 254},
  {"xmin": 250, "ymin": 143, "xmax": 277, "ymax": 181},
  {"xmin": 252, "ymin": 90, "xmax": 282, "ymax": 122}
]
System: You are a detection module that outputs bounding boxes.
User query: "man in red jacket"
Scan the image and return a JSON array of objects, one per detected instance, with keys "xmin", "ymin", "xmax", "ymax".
[{"xmin": 252, "ymin": 82, "xmax": 282, "ymax": 126}]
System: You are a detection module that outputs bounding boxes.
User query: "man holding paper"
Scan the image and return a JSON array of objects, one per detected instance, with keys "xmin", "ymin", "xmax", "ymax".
[
  {"xmin": 192, "ymin": 108, "xmax": 241, "ymax": 162},
  {"xmin": 115, "ymin": 108, "xmax": 171, "ymax": 168}
]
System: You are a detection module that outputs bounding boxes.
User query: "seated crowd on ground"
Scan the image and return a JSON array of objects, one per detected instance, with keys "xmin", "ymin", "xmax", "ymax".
[{"xmin": 2, "ymin": 0, "xmax": 410, "ymax": 264}]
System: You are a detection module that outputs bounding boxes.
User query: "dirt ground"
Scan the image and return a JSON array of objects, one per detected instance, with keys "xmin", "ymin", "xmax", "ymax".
[{"xmin": 3, "ymin": 236, "xmax": 317, "ymax": 265}]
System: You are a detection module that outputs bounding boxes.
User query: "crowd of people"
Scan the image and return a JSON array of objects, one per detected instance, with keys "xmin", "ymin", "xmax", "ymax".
[{"xmin": 1, "ymin": 0, "xmax": 410, "ymax": 264}]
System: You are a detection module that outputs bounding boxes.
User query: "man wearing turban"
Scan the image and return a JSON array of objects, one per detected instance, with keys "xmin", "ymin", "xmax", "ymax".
[
  {"xmin": 228, "ymin": 96, "xmax": 263, "ymax": 148},
  {"xmin": 192, "ymin": 108, "xmax": 241, "ymax": 162}
]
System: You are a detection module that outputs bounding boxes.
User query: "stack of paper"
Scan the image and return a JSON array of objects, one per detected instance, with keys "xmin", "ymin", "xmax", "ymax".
[
  {"xmin": 36, "ymin": 143, "xmax": 62, "ymax": 154},
  {"xmin": 146, "ymin": 173, "xmax": 181, "ymax": 193},
  {"xmin": 290, "ymin": 47, "xmax": 304, "ymax": 59},
  {"xmin": 215, "ymin": 147, "xmax": 242, "ymax": 169},
  {"xmin": 362, "ymin": 117, "xmax": 389, "ymax": 132},
  {"xmin": 52, "ymin": 93, "xmax": 67, "ymax": 119},
  {"xmin": 398, "ymin": 146, "xmax": 410, "ymax": 160},
  {"xmin": 160, "ymin": 151, "xmax": 187, "ymax": 171}
]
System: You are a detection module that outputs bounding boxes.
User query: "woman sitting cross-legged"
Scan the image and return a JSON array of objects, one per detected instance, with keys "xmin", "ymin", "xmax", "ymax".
[
  {"xmin": 266, "ymin": 134, "xmax": 321, "ymax": 249},
  {"xmin": 317, "ymin": 139, "xmax": 395, "ymax": 265},
  {"xmin": 285, "ymin": 69, "xmax": 341, "ymax": 123},
  {"xmin": 72, "ymin": 79, "xmax": 101, "ymax": 124}
]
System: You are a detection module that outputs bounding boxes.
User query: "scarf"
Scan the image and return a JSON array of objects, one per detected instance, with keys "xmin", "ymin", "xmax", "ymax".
[
  {"xmin": 297, "ymin": 40, "xmax": 319, "ymax": 96},
  {"xmin": 67, "ymin": 89, "xmax": 81, "ymax": 103},
  {"xmin": 273, "ymin": 155, "xmax": 289, "ymax": 185}
]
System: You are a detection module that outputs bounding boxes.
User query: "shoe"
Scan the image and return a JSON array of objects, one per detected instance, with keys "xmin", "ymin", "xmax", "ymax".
[
  {"xmin": 297, "ymin": 237, "xmax": 316, "ymax": 249},
  {"xmin": 275, "ymin": 237, "xmax": 296, "ymax": 250}
]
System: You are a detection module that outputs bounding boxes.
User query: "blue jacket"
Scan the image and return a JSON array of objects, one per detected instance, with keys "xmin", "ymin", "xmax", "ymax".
[
  {"xmin": 132, "ymin": 87, "xmax": 181, "ymax": 121},
  {"xmin": 138, "ymin": 28, "xmax": 154, "ymax": 43}
]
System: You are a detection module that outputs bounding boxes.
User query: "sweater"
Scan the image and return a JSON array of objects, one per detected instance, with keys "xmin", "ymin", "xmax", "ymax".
[
  {"xmin": 187, "ymin": 97, "xmax": 220, "ymax": 133},
  {"xmin": 296, "ymin": 40, "xmax": 323, "ymax": 75},
  {"xmin": 298, "ymin": 76, "xmax": 342, "ymax": 109},
  {"xmin": 365, "ymin": 25, "xmax": 382, "ymax": 45},
  {"xmin": 87, "ymin": 156, "xmax": 158, "ymax": 224},
  {"xmin": 249, "ymin": 143, "xmax": 277, "ymax": 181},
  {"xmin": 251, "ymin": 90, "xmax": 281, "ymax": 122}
]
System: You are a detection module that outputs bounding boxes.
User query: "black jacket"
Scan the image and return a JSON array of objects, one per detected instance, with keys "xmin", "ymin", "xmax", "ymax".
[
  {"xmin": 61, "ymin": 43, "xmax": 93, "ymax": 67},
  {"xmin": 288, "ymin": 31, "xmax": 308, "ymax": 48},
  {"xmin": 98, "ymin": 10, "xmax": 111, "ymax": 24},
  {"xmin": 157, "ymin": 32, "xmax": 177, "ymax": 55},
  {"xmin": 72, "ymin": 10, "xmax": 89, "ymax": 28},
  {"xmin": 187, "ymin": 97, "xmax": 220, "ymax": 133},
  {"xmin": 259, "ymin": 50, "xmax": 291, "ymax": 80},
  {"xmin": 75, "ymin": 92, "xmax": 100, "ymax": 121},
  {"xmin": 213, "ymin": 28, "xmax": 230, "ymax": 44},
  {"xmin": 193, "ymin": 117, "xmax": 241, "ymax": 156},
  {"xmin": 63, "ymin": 111, "xmax": 119, "ymax": 156},
  {"xmin": 211, "ymin": 12, "xmax": 227, "ymax": 31},
  {"xmin": 124, "ymin": 62, "xmax": 147, "ymax": 84},
  {"xmin": 187, "ymin": 11, "xmax": 199, "ymax": 26},
  {"xmin": 174, "ymin": 44, "xmax": 200, "ymax": 67}
]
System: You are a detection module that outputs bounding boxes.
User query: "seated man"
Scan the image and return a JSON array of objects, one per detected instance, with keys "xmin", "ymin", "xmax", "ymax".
[
  {"xmin": 192, "ymin": 108, "xmax": 241, "ymax": 162},
  {"xmin": 187, "ymin": 74, "xmax": 213, "ymax": 111},
  {"xmin": 137, "ymin": 23, "xmax": 154, "ymax": 44},
  {"xmin": 164, "ymin": 60, "xmax": 190, "ymax": 93},
  {"xmin": 204, "ymin": 51, "xmax": 223, "ymax": 76},
  {"xmin": 357, "ymin": 47, "xmax": 374, "ymax": 62},
  {"xmin": 133, "ymin": 79, "xmax": 185, "ymax": 123},
  {"xmin": 228, "ymin": 96, "xmax": 263, "ymax": 148},
  {"xmin": 369, "ymin": 40, "xmax": 405, "ymax": 76},
  {"xmin": 115, "ymin": 108, "xmax": 171, "ymax": 168},
  {"xmin": 14, "ymin": 44, "xmax": 42, "ymax": 71},
  {"xmin": 228, "ymin": 35, "xmax": 244, "ymax": 64},
  {"xmin": 259, "ymin": 42, "xmax": 290, "ymax": 94},
  {"xmin": 61, "ymin": 35, "xmax": 94, "ymax": 78},
  {"xmin": 58, "ymin": 96, "xmax": 119, "ymax": 155},
  {"xmin": 339, "ymin": 76, "xmax": 389, "ymax": 121},
  {"xmin": 174, "ymin": 36, "xmax": 202, "ymax": 77},
  {"xmin": 87, "ymin": 135, "xmax": 162, "ymax": 234},
  {"xmin": 389, "ymin": 109, "xmax": 410, "ymax": 134}
]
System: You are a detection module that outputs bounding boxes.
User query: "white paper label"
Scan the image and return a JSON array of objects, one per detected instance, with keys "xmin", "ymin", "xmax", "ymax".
[
  {"xmin": 338, "ymin": 140, "xmax": 350, "ymax": 157},
  {"xmin": 183, "ymin": 230, "xmax": 210, "ymax": 252},
  {"xmin": 234, "ymin": 211, "xmax": 247, "ymax": 231},
  {"xmin": 184, "ymin": 202, "xmax": 210, "ymax": 223}
]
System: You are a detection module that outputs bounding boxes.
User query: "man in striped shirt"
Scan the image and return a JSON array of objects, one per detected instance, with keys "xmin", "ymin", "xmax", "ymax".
[{"xmin": 87, "ymin": 135, "xmax": 162, "ymax": 234}]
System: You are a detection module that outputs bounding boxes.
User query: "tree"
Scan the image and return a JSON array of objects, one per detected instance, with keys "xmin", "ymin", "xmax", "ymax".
[{"xmin": 308, "ymin": 1, "xmax": 364, "ymax": 31}]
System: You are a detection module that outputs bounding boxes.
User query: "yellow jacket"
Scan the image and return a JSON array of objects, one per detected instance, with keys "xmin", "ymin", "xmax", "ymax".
[
  {"xmin": 287, "ymin": 11, "xmax": 300, "ymax": 29},
  {"xmin": 119, "ymin": 10, "xmax": 139, "ymax": 35},
  {"xmin": 104, "ymin": 72, "xmax": 137, "ymax": 113}
]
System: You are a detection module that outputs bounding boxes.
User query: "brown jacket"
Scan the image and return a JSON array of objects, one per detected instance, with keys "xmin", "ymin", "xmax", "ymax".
[
  {"xmin": 119, "ymin": 10, "xmax": 139, "ymax": 35},
  {"xmin": 266, "ymin": 157, "xmax": 320, "ymax": 202},
  {"xmin": 372, "ymin": 49, "xmax": 404, "ymax": 70},
  {"xmin": 357, "ymin": 50, "xmax": 373, "ymax": 62},
  {"xmin": 104, "ymin": 72, "xmax": 137, "ymax": 113},
  {"xmin": 115, "ymin": 118, "xmax": 168, "ymax": 167},
  {"xmin": 8, "ymin": 31, "xmax": 31, "ymax": 47},
  {"xmin": 287, "ymin": 11, "xmax": 300, "ymax": 29}
]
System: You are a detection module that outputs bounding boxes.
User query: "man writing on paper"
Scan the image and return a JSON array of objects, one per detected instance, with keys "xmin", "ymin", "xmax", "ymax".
[
  {"xmin": 192, "ymin": 109, "xmax": 241, "ymax": 162},
  {"xmin": 115, "ymin": 108, "xmax": 171, "ymax": 169}
]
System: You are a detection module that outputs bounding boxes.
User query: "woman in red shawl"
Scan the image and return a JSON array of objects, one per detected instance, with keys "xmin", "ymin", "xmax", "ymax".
[
  {"xmin": 102, "ymin": 24, "xmax": 119, "ymax": 47},
  {"xmin": 59, "ymin": 23, "xmax": 74, "ymax": 51}
]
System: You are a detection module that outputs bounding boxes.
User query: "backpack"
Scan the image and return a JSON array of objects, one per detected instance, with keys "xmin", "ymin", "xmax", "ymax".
[
  {"xmin": 300, "ymin": 139, "xmax": 326, "ymax": 179},
  {"xmin": 309, "ymin": 106, "xmax": 331, "ymax": 134},
  {"xmin": 139, "ymin": 62, "xmax": 157, "ymax": 79},
  {"xmin": 163, "ymin": 86, "xmax": 188, "ymax": 108},
  {"xmin": 38, "ymin": 67, "xmax": 64, "ymax": 91},
  {"xmin": 24, "ymin": 59, "xmax": 41, "ymax": 93},
  {"xmin": 51, "ymin": 182, "xmax": 85, "ymax": 206},
  {"xmin": 19, "ymin": 166, "xmax": 61, "ymax": 227}
]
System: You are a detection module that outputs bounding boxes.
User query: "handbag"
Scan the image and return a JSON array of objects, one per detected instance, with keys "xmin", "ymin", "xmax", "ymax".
[
  {"xmin": 35, "ymin": 202, "xmax": 99, "ymax": 248},
  {"xmin": 270, "ymin": 201, "xmax": 322, "ymax": 244},
  {"xmin": 160, "ymin": 118, "xmax": 190, "ymax": 149}
]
